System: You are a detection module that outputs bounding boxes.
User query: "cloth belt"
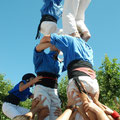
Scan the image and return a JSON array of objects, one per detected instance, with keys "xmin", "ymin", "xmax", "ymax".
[
  {"xmin": 4, "ymin": 94, "xmax": 20, "ymax": 105},
  {"xmin": 35, "ymin": 72, "xmax": 58, "ymax": 89},
  {"xmin": 67, "ymin": 60, "xmax": 95, "ymax": 79}
]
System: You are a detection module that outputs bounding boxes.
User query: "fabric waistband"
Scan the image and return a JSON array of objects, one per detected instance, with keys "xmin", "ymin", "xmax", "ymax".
[
  {"xmin": 67, "ymin": 60, "xmax": 94, "ymax": 79},
  {"xmin": 41, "ymin": 15, "xmax": 57, "ymax": 23},
  {"xmin": 35, "ymin": 15, "xmax": 57, "ymax": 39},
  {"xmin": 36, "ymin": 72, "xmax": 58, "ymax": 88},
  {"xmin": 73, "ymin": 67, "xmax": 96, "ymax": 79},
  {"xmin": 37, "ymin": 72, "xmax": 58, "ymax": 78},
  {"xmin": 4, "ymin": 94, "xmax": 20, "ymax": 105}
]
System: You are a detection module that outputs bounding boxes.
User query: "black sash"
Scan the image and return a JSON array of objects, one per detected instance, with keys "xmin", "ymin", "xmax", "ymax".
[
  {"xmin": 4, "ymin": 94, "xmax": 20, "ymax": 105},
  {"xmin": 35, "ymin": 72, "xmax": 58, "ymax": 89},
  {"xmin": 67, "ymin": 60, "xmax": 93, "ymax": 79}
]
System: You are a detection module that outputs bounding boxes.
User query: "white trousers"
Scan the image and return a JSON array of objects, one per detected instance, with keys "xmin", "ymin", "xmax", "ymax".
[
  {"xmin": 34, "ymin": 85, "xmax": 61, "ymax": 120},
  {"xmin": 2, "ymin": 102, "xmax": 29, "ymax": 119},
  {"xmin": 67, "ymin": 76, "xmax": 99, "ymax": 120},
  {"xmin": 62, "ymin": 0, "xmax": 91, "ymax": 34},
  {"xmin": 40, "ymin": 21, "xmax": 63, "ymax": 35}
]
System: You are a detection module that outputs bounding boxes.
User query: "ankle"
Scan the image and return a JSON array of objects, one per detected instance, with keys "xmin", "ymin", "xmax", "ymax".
[
  {"xmin": 69, "ymin": 32, "xmax": 80, "ymax": 38},
  {"xmin": 81, "ymin": 31, "xmax": 91, "ymax": 42}
]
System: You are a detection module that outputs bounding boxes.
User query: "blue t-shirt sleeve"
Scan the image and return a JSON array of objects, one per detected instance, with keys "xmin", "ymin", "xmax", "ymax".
[
  {"xmin": 28, "ymin": 91, "xmax": 33, "ymax": 98},
  {"xmin": 33, "ymin": 47, "xmax": 45, "ymax": 66},
  {"xmin": 50, "ymin": 33, "xmax": 70, "ymax": 53}
]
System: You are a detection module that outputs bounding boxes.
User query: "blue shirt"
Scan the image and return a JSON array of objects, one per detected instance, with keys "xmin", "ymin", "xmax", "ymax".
[
  {"xmin": 8, "ymin": 80, "xmax": 32, "ymax": 101},
  {"xmin": 33, "ymin": 48, "xmax": 64, "ymax": 77},
  {"xmin": 50, "ymin": 33, "xmax": 94, "ymax": 70},
  {"xmin": 41, "ymin": 0, "xmax": 63, "ymax": 20}
]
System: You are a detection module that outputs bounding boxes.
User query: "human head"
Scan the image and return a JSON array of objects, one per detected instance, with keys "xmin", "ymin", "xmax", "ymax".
[{"xmin": 22, "ymin": 73, "xmax": 36, "ymax": 83}]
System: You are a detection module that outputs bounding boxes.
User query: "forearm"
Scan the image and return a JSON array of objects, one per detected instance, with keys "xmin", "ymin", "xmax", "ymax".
[
  {"xmin": 95, "ymin": 109, "xmax": 109, "ymax": 120},
  {"xmin": 56, "ymin": 109, "xmax": 72, "ymax": 120},
  {"xmin": 19, "ymin": 80, "xmax": 36, "ymax": 91},
  {"xmin": 36, "ymin": 43, "xmax": 51, "ymax": 52},
  {"xmin": 40, "ymin": 35, "xmax": 51, "ymax": 43}
]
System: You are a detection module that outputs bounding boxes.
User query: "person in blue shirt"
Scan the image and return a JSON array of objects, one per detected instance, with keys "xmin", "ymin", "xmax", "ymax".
[
  {"xmin": 2, "ymin": 73, "xmax": 41, "ymax": 119},
  {"xmin": 39, "ymin": 33, "xmax": 100, "ymax": 120},
  {"xmin": 35, "ymin": 0, "xmax": 63, "ymax": 39},
  {"xmin": 33, "ymin": 40, "xmax": 64, "ymax": 120}
]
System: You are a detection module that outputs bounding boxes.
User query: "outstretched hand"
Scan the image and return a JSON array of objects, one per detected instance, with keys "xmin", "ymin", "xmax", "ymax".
[
  {"xmin": 54, "ymin": 107, "xmax": 62, "ymax": 117},
  {"xmin": 67, "ymin": 91, "xmax": 81, "ymax": 108},
  {"xmin": 31, "ymin": 95, "xmax": 47, "ymax": 110},
  {"xmin": 83, "ymin": 98, "xmax": 101, "ymax": 113}
]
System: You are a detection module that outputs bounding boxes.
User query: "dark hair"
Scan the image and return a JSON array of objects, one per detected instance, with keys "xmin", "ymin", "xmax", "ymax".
[{"xmin": 22, "ymin": 73, "xmax": 36, "ymax": 82}]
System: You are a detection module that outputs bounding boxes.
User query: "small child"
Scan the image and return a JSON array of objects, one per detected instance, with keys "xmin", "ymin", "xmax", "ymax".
[
  {"xmin": 2, "ymin": 73, "xmax": 41, "ymax": 119},
  {"xmin": 35, "ymin": 0, "xmax": 63, "ymax": 39},
  {"xmin": 62, "ymin": 0, "xmax": 91, "ymax": 41}
]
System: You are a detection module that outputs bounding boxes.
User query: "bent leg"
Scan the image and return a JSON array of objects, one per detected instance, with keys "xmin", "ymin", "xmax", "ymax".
[
  {"xmin": 62, "ymin": 0, "xmax": 80, "ymax": 36},
  {"xmin": 2, "ymin": 102, "xmax": 29, "ymax": 119},
  {"xmin": 76, "ymin": 0, "xmax": 91, "ymax": 41}
]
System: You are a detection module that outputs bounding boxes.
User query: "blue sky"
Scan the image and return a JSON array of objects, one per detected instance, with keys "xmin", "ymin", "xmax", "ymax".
[{"xmin": 0, "ymin": 0, "xmax": 120, "ymax": 85}]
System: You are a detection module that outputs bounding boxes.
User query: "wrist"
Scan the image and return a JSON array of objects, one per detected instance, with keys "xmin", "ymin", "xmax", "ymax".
[
  {"xmin": 111, "ymin": 111, "xmax": 120, "ymax": 120},
  {"xmin": 66, "ymin": 105, "xmax": 76, "ymax": 112}
]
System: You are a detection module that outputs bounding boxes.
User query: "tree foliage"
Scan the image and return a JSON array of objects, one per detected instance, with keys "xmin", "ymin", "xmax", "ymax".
[
  {"xmin": 58, "ymin": 76, "xmax": 68, "ymax": 111},
  {"xmin": 96, "ymin": 55, "xmax": 120, "ymax": 112},
  {"xmin": 0, "ymin": 74, "xmax": 13, "ymax": 120}
]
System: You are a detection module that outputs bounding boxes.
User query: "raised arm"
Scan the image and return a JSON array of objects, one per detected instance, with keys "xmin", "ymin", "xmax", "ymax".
[
  {"xmin": 35, "ymin": 35, "xmax": 51, "ymax": 52},
  {"xmin": 39, "ymin": 35, "xmax": 51, "ymax": 44},
  {"xmin": 19, "ymin": 76, "xmax": 41, "ymax": 92}
]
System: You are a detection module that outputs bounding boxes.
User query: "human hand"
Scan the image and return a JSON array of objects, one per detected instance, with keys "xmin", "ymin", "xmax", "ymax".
[
  {"xmin": 35, "ymin": 95, "xmax": 47, "ymax": 110},
  {"xmin": 54, "ymin": 107, "xmax": 62, "ymax": 116},
  {"xmin": 83, "ymin": 99, "xmax": 101, "ymax": 113},
  {"xmin": 102, "ymin": 105, "xmax": 114, "ymax": 115},
  {"xmin": 33, "ymin": 76, "xmax": 43, "ymax": 83},
  {"xmin": 38, "ymin": 106, "xmax": 50, "ymax": 119},
  {"xmin": 31, "ymin": 97, "xmax": 40, "ymax": 109},
  {"xmin": 40, "ymin": 35, "xmax": 51, "ymax": 43},
  {"xmin": 67, "ymin": 91, "xmax": 81, "ymax": 109}
]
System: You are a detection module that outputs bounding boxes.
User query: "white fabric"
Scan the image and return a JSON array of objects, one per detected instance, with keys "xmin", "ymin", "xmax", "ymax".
[
  {"xmin": 62, "ymin": 0, "xmax": 91, "ymax": 34},
  {"xmin": 67, "ymin": 76, "xmax": 99, "ymax": 120},
  {"xmin": 34, "ymin": 85, "xmax": 61, "ymax": 120},
  {"xmin": 2, "ymin": 102, "xmax": 29, "ymax": 119},
  {"xmin": 40, "ymin": 21, "xmax": 63, "ymax": 35}
]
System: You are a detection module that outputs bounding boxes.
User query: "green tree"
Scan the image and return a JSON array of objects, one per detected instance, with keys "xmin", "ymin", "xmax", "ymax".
[
  {"xmin": 58, "ymin": 76, "xmax": 68, "ymax": 111},
  {"xmin": 0, "ymin": 74, "xmax": 13, "ymax": 120},
  {"xmin": 96, "ymin": 55, "xmax": 120, "ymax": 112}
]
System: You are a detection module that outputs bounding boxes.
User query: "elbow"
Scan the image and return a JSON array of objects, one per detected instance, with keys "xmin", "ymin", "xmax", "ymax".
[{"xmin": 36, "ymin": 46, "xmax": 39, "ymax": 52}]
